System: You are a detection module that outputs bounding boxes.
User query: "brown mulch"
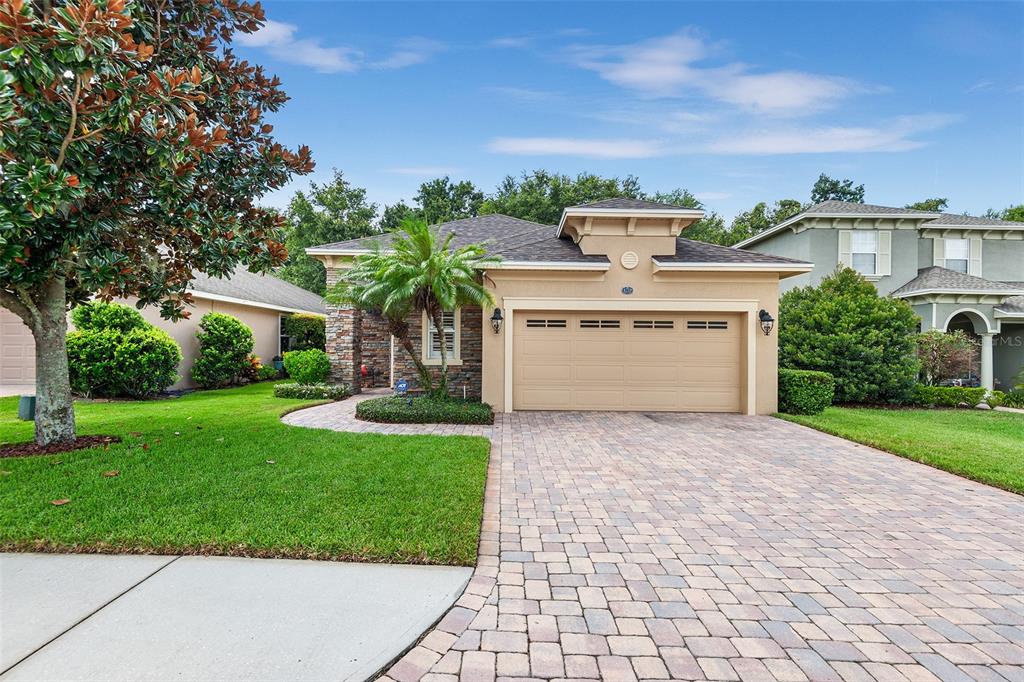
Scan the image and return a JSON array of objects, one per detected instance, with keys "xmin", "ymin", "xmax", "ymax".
[{"xmin": 0, "ymin": 435, "xmax": 121, "ymax": 459}]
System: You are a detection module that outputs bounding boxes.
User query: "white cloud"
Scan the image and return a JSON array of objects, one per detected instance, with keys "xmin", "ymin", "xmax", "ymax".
[
  {"xmin": 386, "ymin": 166, "xmax": 459, "ymax": 176},
  {"xmin": 372, "ymin": 38, "xmax": 446, "ymax": 70},
  {"xmin": 706, "ymin": 115, "xmax": 958, "ymax": 155},
  {"xmin": 489, "ymin": 36, "xmax": 533, "ymax": 49},
  {"xmin": 568, "ymin": 28, "xmax": 865, "ymax": 115},
  {"xmin": 236, "ymin": 20, "xmax": 361, "ymax": 73},
  {"xmin": 236, "ymin": 21, "xmax": 443, "ymax": 73},
  {"xmin": 966, "ymin": 79, "xmax": 994, "ymax": 93},
  {"xmin": 487, "ymin": 137, "xmax": 665, "ymax": 159}
]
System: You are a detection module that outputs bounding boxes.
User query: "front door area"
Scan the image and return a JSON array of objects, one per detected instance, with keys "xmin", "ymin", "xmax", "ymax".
[{"xmin": 512, "ymin": 311, "xmax": 742, "ymax": 412}]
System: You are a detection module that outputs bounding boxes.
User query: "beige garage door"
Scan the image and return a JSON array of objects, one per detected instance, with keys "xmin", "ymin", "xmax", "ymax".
[
  {"xmin": 1, "ymin": 308, "xmax": 36, "ymax": 384},
  {"xmin": 513, "ymin": 312, "xmax": 741, "ymax": 412}
]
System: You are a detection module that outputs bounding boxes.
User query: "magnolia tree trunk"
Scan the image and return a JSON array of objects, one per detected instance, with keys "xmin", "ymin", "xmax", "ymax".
[{"xmin": 31, "ymin": 278, "xmax": 76, "ymax": 445}]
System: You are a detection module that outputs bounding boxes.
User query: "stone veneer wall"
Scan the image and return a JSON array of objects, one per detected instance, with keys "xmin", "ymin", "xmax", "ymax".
[
  {"xmin": 360, "ymin": 310, "xmax": 391, "ymax": 388},
  {"xmin": 391, "ymin": 307, "xmax": 483, "ymax": 399},
  {"xmin": 324, "ymin": 266, "xmax": 361, "ymax": 393}
]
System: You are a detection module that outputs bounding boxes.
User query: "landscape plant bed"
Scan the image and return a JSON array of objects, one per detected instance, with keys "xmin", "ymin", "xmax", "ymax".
[
  {"xmin": 779, "ymin": 407, "xmax": 1024, "ymax": 494},
  {"xmin": 1, "ymin": 435, "xmax": 121, "ymax": 459},
  {"xmin": 357, "ymin": 396, "xmax": 494, "ymax": 425},
  {"xmin": 0, "ymin": 382, "xmax": 489, "ymax": 565}
]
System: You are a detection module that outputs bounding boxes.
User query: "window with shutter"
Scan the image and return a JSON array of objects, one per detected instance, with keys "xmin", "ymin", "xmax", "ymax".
[
  {"xmin": 425, "ymin": 310, "xmax": 459, "ymax": 362},
  {"xmin": 944, "ymin": 238, "xmax": 969, "ymax": 274},
  {"xmin": 850, "ymin": 231, "xmax": 878, "ymax": 275}
]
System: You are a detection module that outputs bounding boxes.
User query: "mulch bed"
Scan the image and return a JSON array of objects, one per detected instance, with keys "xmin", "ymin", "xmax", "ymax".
[{"xmin": 0, "ymin": 435, "xmax": 121, "ymax": 458}]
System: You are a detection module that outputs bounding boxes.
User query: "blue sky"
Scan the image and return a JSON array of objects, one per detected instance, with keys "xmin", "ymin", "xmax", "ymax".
[{"xmin": 236, "ymin": 1, "xmax": 1024, "ymax": 222}]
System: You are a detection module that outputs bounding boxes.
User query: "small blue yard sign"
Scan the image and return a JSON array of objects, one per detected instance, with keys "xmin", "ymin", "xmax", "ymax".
[{"xmin": 395, "ymin": 378, "xmax": 408, "ymax": 395}]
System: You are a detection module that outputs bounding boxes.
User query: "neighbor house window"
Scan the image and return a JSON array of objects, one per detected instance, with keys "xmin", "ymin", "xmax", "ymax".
[
  {"xmin": 279, "ymin": 315, "xmax": 289, "ymax": 355},
  {"xmin": 424, "ymin": 309, "xmax": 460, "ymax": 364},
  {"xmin": 944, "ymin": 238, "xmax": 970, "ymax": 274},
  {"xmin": 850, "ymin": 231, "xmax": 878, "ymax": 276}
]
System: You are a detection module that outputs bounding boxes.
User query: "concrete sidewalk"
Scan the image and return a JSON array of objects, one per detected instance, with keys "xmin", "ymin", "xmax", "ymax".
[{"xmin": 0, "ymin": 553, "xmax": 471, "ymax": 681}]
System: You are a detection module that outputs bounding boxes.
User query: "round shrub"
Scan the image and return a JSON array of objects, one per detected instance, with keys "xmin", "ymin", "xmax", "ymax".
[
  {"xmin": 282, "ymin": 349, "xmax": 330, "ymax": 385},
  {"xmin": 191, "ymin": 313, "xmax": 255, "ymax": 388},
  {"xmin": 779, "ymin": 267, "xmax": 920, "ymax": 404},
  {"xmin": 273, "ymin": 382, "xmax": 349, "ymax": 400},
  {"xmin": 778, "ymin": 369, "xmax": 835, "ymax": 415},
  {"xmin": 67, "ymin": 303, "xmax": 181, "ymax": 398},
  {"xmin": 257, "ymin": 364, "xmax": 281, "ymax": 381},
  {"xmin": 71, "ymin": 300, "xmax": 147, "ymax": 333},
  {"xmin": 282, "ymin": 314, "xmax": 326, "ymax": 352}
]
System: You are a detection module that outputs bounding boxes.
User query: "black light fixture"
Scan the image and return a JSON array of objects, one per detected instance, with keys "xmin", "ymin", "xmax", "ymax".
[
  {"xmin": 758, "ymin": 309, "xmax": 775, "ymax": 336},
  {"xmin": 490, "ymin": 308, "xmax": 503, "ymax": 334}
]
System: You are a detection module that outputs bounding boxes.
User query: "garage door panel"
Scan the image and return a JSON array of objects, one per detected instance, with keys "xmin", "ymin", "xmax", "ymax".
[
  {"xmin": 0, "ymin": 309, "xmax": 35, "ymax": 384},
  {"xmin": 513, "ymin": 311, "xmax": 741, "ymax": 413}
]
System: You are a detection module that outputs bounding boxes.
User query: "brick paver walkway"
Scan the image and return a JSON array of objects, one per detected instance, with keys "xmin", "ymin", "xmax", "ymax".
[{"xmin": 285, "ymin": 402, "xmax": 1024, "ymax": 681}]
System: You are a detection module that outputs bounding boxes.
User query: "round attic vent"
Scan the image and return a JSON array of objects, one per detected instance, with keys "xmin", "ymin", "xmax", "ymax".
[{"xmin": 620, "ymin": 251, "xmax": 639, "ymax": 270}]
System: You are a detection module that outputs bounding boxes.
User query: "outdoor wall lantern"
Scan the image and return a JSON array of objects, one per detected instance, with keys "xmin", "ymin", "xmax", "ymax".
[
  {"xmin": 490, "ymin": 308, "xmax": 504, "ymax": 334},
  {"xmin": 758, "ymin": 309, "xmax": 775, "ymax": 336}
]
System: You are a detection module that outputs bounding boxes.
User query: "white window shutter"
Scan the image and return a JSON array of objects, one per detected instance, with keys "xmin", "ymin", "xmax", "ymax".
[
  {"xmin": 969, "ymin": 238, "xmax": 982, "ymax": 276},
  {"xmin": 877, "ymin": 231, "xmax": 892, "ymax": 276},
  {"xmin": 933, "ymin": 238, "xmax": 945, "ymax": 268},
  {"xmin": 838, "ymin": 231, "xmax": 853, "ymax": 268}
]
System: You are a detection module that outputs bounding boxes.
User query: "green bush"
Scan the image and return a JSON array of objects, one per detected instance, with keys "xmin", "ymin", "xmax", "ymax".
[
  {"xmin": 779, "ymin": 267, "xmax": 920, "ymax": 404},
  {"xmin": 71, "ymin": 301, "xmax": 147, "ymax": 333},
  {"xmin": 191, "ymin": 313, "xmax": 254, "ymax": 388},
  {"xmin": 282, "ymin": 314, "xmax": 326, "ymax": 351},
  {"xmin": 778, "ymin": 369, "xmax": 835, "ymax": 415},
  {"xmin": 282, "ymin": 349, "xmax": 330, "ymax": 385},
  {"xmin": 356, "ymin": 396, "xmax": 494, "ymax": 425},
  {"xmin": 273, "ymin": 382, "xmax": 349, "ymax": 400},
  {"xmin": 67, "ymin": 303, "xmax": 181, "ymax": 398},
  {"xmin": 912, "ymin": 385, "xmax": 987, "ymax": 408},
  {"xmin": 257, "ymin": 364, "xmax": 281, "ymax": 381},
  {"xmin": 986, "ymin": 390, "xmax": 1005, "ymax": 408},
  {"xmin": 1002, "ymin": 390, "xmax": 1024, "ymax": 409}
]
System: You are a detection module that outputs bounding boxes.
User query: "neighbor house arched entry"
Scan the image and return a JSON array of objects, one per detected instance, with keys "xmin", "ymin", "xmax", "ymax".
[{"xmin": 942, "ymin": 309, "xmax": 997, "ymax": 391}]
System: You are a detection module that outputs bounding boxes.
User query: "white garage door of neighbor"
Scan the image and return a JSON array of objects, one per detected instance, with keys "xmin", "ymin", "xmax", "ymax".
[
  {"xmin": 1, "ymin": 307, "xmax": 36, "ymax": 384},
  {"xmin": 513, "ymin": 311, "xmax": 742, "ymax": 412}
]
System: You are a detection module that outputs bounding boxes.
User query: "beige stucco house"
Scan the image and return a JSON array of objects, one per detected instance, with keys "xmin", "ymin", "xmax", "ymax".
[
  {"xmin": 0, "ymin": 269, "xmax": 325, "ymax": 392},
  {"xmin": 308, "ymin": 199, "xmax": 811, "ymax": 415}
]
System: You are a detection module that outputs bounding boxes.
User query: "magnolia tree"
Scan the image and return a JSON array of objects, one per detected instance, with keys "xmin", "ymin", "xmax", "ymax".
[{"xmin": 0, "ymin": 0, "xmax": 313, "ymax": 444}]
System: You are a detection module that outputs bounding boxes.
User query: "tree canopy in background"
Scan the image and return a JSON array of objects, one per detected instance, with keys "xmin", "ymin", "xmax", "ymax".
[
  {"xmin": 0, "ymin": 0, "xmax": 312, "ymax": 444},
  {"xmin": 906, "ymin": 198, "xmax": 948, "ymax": 212},
  {"xmin": 810, "ymin": 174, "xmax": 866, "ymax": 204},
  {"xmin": 278, "ymin": 170, "xmax": 378, "ymax": 294},
  {"xmin": 479, "ymin": 170, "xmax": 644, "ymax": 225},
  {"xmin": 986, "ymin": 204, "xmax": 1024, "ymax": 222}
]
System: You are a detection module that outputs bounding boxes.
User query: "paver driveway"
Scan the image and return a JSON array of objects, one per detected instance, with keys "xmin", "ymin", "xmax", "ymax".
[{"xmin": 290, "ymin": 403, "xmax": 1024, "ymax": 681}]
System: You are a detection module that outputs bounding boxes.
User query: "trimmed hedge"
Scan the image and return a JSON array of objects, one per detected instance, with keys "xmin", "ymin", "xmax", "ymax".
[
  {"xmin": 912, "ymin": 385, "xmax": 987, "ymax": 408},
  {"xmin": 282, "ymin": 314, "xmax": 326, "ymax": 351},
  {"xmin": 256, "ymin": 364, "xmax": 281, "ymax": 381},
  {"xmin": 356, "ymin": 396, "xmax": 494, "ymax": 425},
  {"xmin": 191, "ymin": 313, "xmax": 254, "ymax": 388},
  {"xmin": 273, "ymin": 382, "xmax": 350, "ymax": 400},
  {"xmin": 283, "ymin": 349, "xmax": 330, "ymax": 385},
  {"xmin": 778, "ymin": 369, "xmax": 835, "ymax": 415},
  {"xmin": 67, "ymin": 302, "xmax": 181, "ymax": 398}
]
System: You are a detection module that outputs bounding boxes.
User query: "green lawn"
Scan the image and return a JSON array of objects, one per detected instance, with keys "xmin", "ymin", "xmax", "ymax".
[
  {"xmin": 0, "ymin": 383, "xmax": 490, "ymax": 565},
  {"xmin": 779, "ymin": 407, "xmax": 1024, "ymax": 494}
]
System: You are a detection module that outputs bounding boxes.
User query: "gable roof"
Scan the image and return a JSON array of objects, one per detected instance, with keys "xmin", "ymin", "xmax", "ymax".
[
  {"xmin": 190, "ymin": 269, "xmax": 326, "ymax": 315},
  {"xmin": 996, "ymin": 295, "xmax": 1024, "ymax": 315},
  {"xmin": 734, "ymin": 201, "xmax": 1024, "ymax": 249},
  {"xmin": 306, "ymin": 213, "xmax": 808, "ymax": 271},
  {"xmin": 890, "ymin": 266, "xmax": 1024, "ymax": 298}
]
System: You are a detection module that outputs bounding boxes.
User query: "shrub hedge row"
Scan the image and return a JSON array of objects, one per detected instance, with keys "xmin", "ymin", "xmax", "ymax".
[
  {"xmin": 911, "ymin": 385, "xmax": 987, "ymax": 408},
  {"xmin": 273, "ymin": 382, "xmax": 350, "ymax": 401},
  {"xmin": 356, "ymin": 396, "xmax": 494, "ymax": 425},
  {"xmin": 777, "ymin": 369, "xmax": 835, "ymax": 415}
]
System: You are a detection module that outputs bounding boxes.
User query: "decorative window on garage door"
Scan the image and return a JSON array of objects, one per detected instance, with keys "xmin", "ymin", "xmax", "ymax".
[
  {"xmin": 579, "ymin": 319, "xmax": 621, "ymax": 329},
  {"xmin": 686, "ymin": 320, "xmax": 729, "ymax": 330},
  {"xmin": 633, "ymin": 320, "xmax": 674, "ymax": 329},
  {"xmin": 525, "ymin": 319, "xmax": 568, "ymax": 328}
]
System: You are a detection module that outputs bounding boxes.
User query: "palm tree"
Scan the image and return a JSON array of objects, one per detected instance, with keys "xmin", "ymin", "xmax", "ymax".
[{"xmin": 331, "ymin": 218, "xmax": 497, "ymax": 398}]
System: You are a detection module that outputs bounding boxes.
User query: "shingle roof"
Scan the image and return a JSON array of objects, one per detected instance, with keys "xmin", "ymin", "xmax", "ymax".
[
  {"xmin": 655, "ymin": 239, "xmax": 811, "ymax": 265},
  {"xmin": 997, "ymin": 296, "xmax": 1024, "ymax": 314},
  {"xmin": 891, "ymin": 267, "xmax": 1024, "ymax": 298},
  {"xmin": 923, "ymin": 213, "xmax": 1024, "ymax": 228},
  {"xmin": 803, "ymin": 200, "xmax": 940, "ymax": 217},
  {"xmin": 190, "ymin": 269, "xmax": 326, "ymax": 314},
  {"xmin": 307, "ymin": 214, "xmax": 809, "ymax": 268},
  {"xmin": 572, "ymin": 198, "xmax": 696, "ymax": 211}
]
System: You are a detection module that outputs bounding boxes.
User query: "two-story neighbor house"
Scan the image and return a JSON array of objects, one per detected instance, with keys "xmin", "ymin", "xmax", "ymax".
[{"xmin": 735, "ymin": 200, "xmax": 1024, "ymax": 392}]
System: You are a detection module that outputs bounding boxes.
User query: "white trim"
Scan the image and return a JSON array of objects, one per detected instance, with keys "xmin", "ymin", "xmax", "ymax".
[
  {"xmin": 501, "ymin": 297, "xmax": 760, "ymax": 416},
  {"xmin": 894, "ymin": 288, "xmax": 1024, "ymax": 299},
  {"xmin": 995, "ymin": 309, "xmax": 1024, "ymax": 319},
  {"xmin": 305, "ymin": 247, "xmax": 373, "ymax": 257},
  {"xmin": 941, "ymin": 307, "xmax": 997, "ymax": 334},
  {"xmin": 733, "ymin": 210, "xmax": 939, "ymax": 248},
  {"xmin": 651, "ymin": 260, "xmax": 812, "ymax": 273},
  {"xmin": 925, "ymin": 222, "xmax": 1024, "ymax": 230},
  {"xmin": 485, "ymin": 261, "xmax": 610, "ymax": 271},
  {"xmin": 556, "ymin": 207, "xmax": 704, "ymax": 237},
  {"xmin": 188, "ymin": 290, "xmax": 325, "ymax": 316}
]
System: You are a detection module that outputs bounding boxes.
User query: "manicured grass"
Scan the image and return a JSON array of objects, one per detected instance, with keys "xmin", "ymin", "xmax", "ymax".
[
  {"xmin": 779, "ymin": 407, "xmax": 1024, "ymax": 494},
  {"xmin": 0, "ymin": 383, "xmax": 490, "ymax": 565}
]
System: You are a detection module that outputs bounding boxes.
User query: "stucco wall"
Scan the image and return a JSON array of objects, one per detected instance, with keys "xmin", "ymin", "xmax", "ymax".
[
  {"xmin": 481, "ymin": 229, "xmax": 783, "ymax": 415},
  {"xmin": 995, "ymin": 323, "xmax": 1024, "ymax": 391},
  {"xmin": 982, "ymin": 240, "xmax": 1024, "ymax": 283}
]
